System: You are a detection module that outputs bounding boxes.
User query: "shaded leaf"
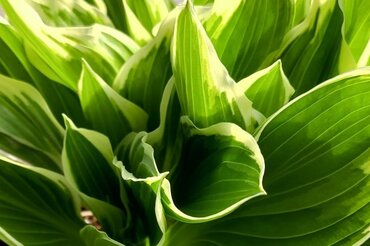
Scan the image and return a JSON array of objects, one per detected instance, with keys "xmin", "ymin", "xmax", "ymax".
[
  {"xmin": 62, "ymin": 116, "xmax": 122, "ymax": 207},
  {"xmin": 80, "ymin": 225, "xmax": 124, "ymax": 246},
  {"xmin": 115, "ymin": 133, "xmax": 167, "ymax": 245},
  {"xmin": 78, "ymin": 61, "xmax": 148, "ymax": 146},
  {"xmin": 0, "ymin": 157, "xmax": 86, "ymax": 245},
  {"xmin": 0, "ymin": 74, "xmax": 64, "ymax": 170},
  {"xmin": 113, "ymin": 10, "xmax": 178, "ymax": 131}
]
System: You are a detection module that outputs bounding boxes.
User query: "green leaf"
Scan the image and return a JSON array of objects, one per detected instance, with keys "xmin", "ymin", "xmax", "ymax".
[
  {"xmin": 0, "ymin": 0, "xmax": 139, "ymax": 89},
  {"xmin": 97, "ymin": 0, "xmax": 125, "ymax": 31},
  {"xmin": 202, "ymin": 0, "xmax": 294, "ymax": 81},
  {"xmin": 171, "ymin": 1, "xmax": 258, "ymax": 131},
  {"xmin": 114, "ymin": 133, "xmax": 167, "ymax": 245},
  {"xmin": 113, "ymin": 10, "xmax": 178, "ymax": 131},
  {"xmin": 165, "ymin": 68, "xmax": 370, "ymax": 245},
  {"xmin": 63, "ymin": 116, "xmax": 131, "ymax": 241},
  {"xmin": 125, "ymin": 0, "xmax": 169, "ymax": 33},
  {"xmin": 115, "ymin": 163, "xmax": 167, "ymax": 246},
  {"xmin": 78, "ymin": 61, "xmax": 148, "ymax": 146},
  {"xmin": 0, "ymin": 19, "xmax": 33, "ymax": 83},
  {"xmin": 0, "ymin": 74, "xmax": 64, "ymax": 170},
  {"xmin": 146, "ymin": 78, "xmax": 183, "ymax": 174},
  {"xmin": 62, "ymin": 116, "xmax": 122, "ymax": 207},
  {"xmin": 193, "ymin": 0, "xmax": 213, "ymax": 5},
  {"xmin": 80, "ymin": 225, "xmax": 124, "ymax": 246},
  {"xmin": 0, "ymin": 132, "xmax": 59, "ymax": 171},
  {"xmin": 238, "ymin": 60, "xmax": 294, "ymax": 117},
  {"xmin": 277, "ymin": 0, "xmax": 344, "ymax": 95},
  {"xmin": 334, "ymin": 224, "xmax": 370, "ymax": 245},
  {"xmin": 79, "ymin": 195, "xmax": 128, "ymax": 243},
  {"xmin": 339, "ymin": 0, "xmax": 370, "ymax": 67},
  {"xmin": 0, "ymin": 157, "xmax": 86, "ymax": 245},
  {"xmin": 162, "ymin": 117, "xmax": 265, "ymax": 222},
  {"xmin": 24, "ymin": 0, "xmax": 112, "ymax": 27},
  {"xmin": 0, "ymin": 20, "xmax": 87, "ymax": 126}
]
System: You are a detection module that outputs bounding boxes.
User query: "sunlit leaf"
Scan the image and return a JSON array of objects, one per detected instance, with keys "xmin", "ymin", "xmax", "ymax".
[
  {"xmin": 165, "ymin": 68, "xmax": 370, "ymax": 245},
  {"xmin": 238, "ymin": 60, "xmax": 294, "ymax": 117}
]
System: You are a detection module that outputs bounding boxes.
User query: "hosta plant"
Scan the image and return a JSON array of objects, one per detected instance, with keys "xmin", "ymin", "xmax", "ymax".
[{"xmin": 0, "ymin": 0, "xmax": 369, "ymax": 245}]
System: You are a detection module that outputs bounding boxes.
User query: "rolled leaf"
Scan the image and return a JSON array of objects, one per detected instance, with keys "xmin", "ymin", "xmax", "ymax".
[
  {"xmin": 63, "ymin": 116, "xmax": 130, "ymax": 241},
  {"xmin": 124, "ymin": 0, "xmax": 169, "ymax": 33},
  {"xmin": 62, "ymin": 116, "xmax": 122, "ymax": 207},
  {"xmin": 113, "ymin": 10, "xmax": 178, "ymax": 131},
  {"xmin": 165, "ymin": 68, "xmax": 370, "ymax": 245},
  {"xmin": 171, "ymin": 1, "xmax": 256, "ymax": 131},
  {"xmin": 115, "ymin": 133, "xmax": 167, "ymax": 245},
  {"xmin": 161, "ymin": 117, "xmax": 265, "ymax": 222},
  {"xmin": 147, "ymin": 78, "xmax": 183, "ymax": 174},
  {"xmin": 339, "ymin": 0, "xmax": 370, "ymax": 67},
  {"xmin": 238, "ymin": 60, "xmax": 294, "ymax": 117}
]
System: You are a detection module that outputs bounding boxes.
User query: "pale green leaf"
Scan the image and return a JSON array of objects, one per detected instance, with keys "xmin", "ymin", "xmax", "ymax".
[
  {"xmin": 78, "ymin": 61, "xmax": 148, "ymax": 146},
  {"xmin": 0, "ymin": 0, "xmax": 139, "ymax": 89},
  {"xmin": 0, "ymin": 74, "xmax": 64, "ymax": 170},
  {"xmin": 161, "ymin": 117, "xmax": 265, "ymax": 222},
  {"xmin": 171, "ymin": 1, "xmax": 258, "ymax": 131},
  {"xmin": 0, "ymin": 20, "xmax": 87, "ymax": 126},
  {"xmin": 24, "ymin": 0, "xmax": 112, "ymax": 27},
  {"xmin": 125, "ymin": 0, "xmax": 169, "ymax": 33},
  {"xmin": 238, "ymin": 60, "xmax": 294, "ymax": 117},
  {"xmin": 165, "ymin": 68, "xmax": 370, "ymax": 245},
  {"xmin": 0, "ymin": 157, "xmax": 86, "ymax": 245},
  {"xmin": 121, "ymin": 0, "xmax": 153, "ymax": 45},
  {"xmin": 203, "ymin": 0, "xmax": 294, "ymax": 81},
  {"xmin": 339, "ymin": 0, "xmax": 370, "ymax": 67},
  {"xmin": 194, "ymin": 0, "xmax": 213, "ymax": 5},
  {"xmin": 113, "ymin": 10, "xmax": 178, "ymax": 131}
]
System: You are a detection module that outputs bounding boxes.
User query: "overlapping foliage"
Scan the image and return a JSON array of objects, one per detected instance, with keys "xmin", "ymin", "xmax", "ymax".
[{"xmin": 0, "ymin": 0, "xmax": 369, "ymax": 245}]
